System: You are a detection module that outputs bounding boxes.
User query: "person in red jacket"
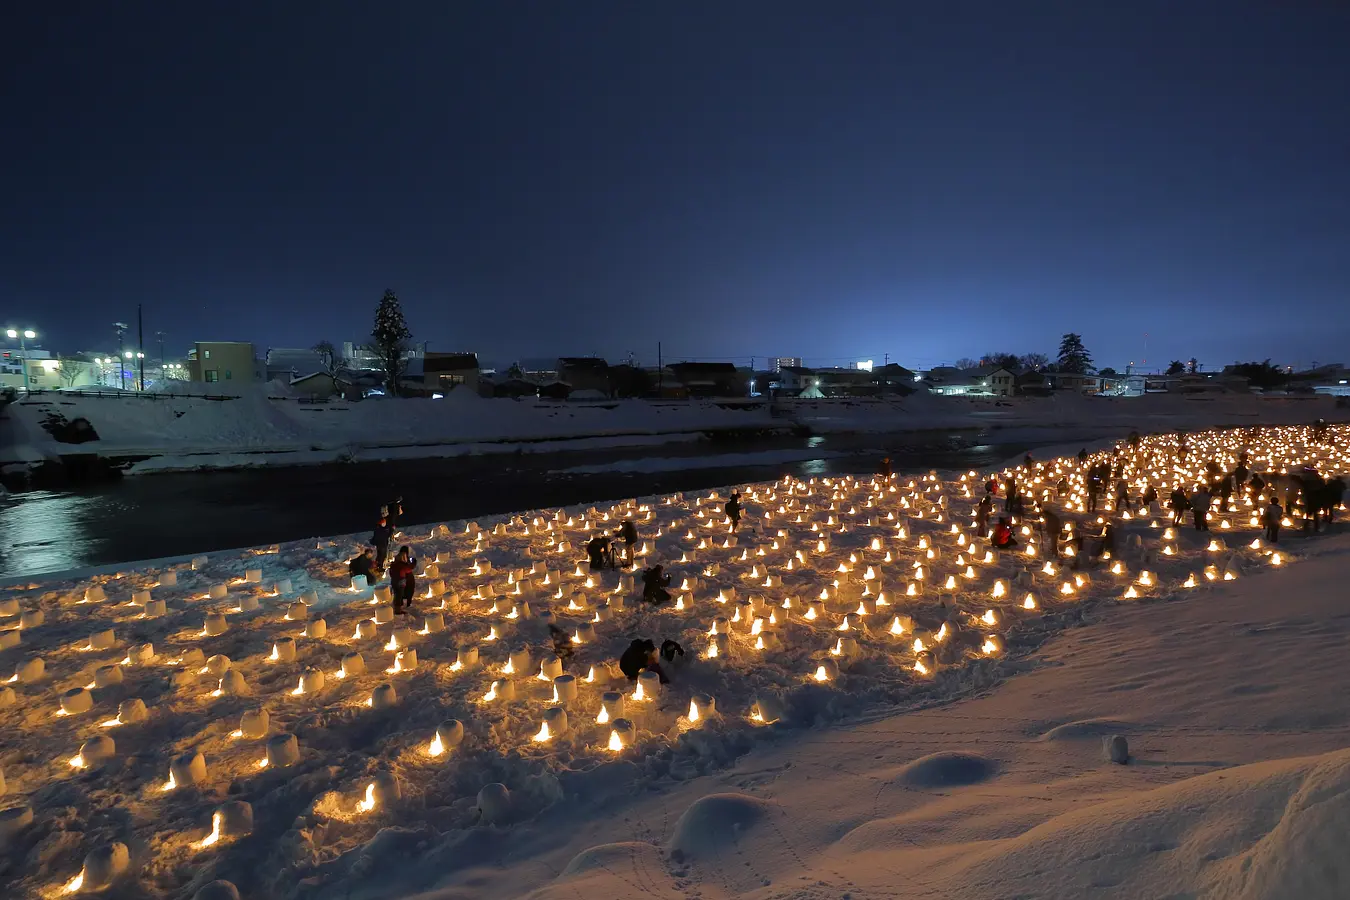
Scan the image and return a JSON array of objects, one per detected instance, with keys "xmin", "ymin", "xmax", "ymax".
[
  {"xmin": 388, "ymin": 546, "xmax": 417, "ymax": 614},
  {"xmin": 991, "ymin": 517, "xmax": 1018, "ymax": 550}
]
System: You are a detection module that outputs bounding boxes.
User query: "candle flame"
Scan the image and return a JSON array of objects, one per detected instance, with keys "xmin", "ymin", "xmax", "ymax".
[
  {"xmin": 532, "ymin": 721, "xmax": 552, "ymax": 743},
  {"xmin": 357, "ymin": 782, "xmax": 376, "ymax": 813},
  {"xmin": 63, "ymin": 870, "xmax": 86, "ymax": 893},
  {"xmin": 161, "ymin": 770, "xmax": 177, "ymax": 792},
  {"xmin": 195, "ymin": 811, "xmax": 223, "ymax": 848},
  {"xmin": 607, "ymin": 729, "xmax": 623, "ymax": 751},
  {"xmin": 812, "ymin": 664, "xmax": 829, "ymax": 682}
]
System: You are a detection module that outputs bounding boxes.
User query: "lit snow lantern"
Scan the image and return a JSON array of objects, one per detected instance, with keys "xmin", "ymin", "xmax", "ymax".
[
  {"xmin": 111, "ymin": 698, "xmax": 147, "ymax": 725},
  {"xmin": 132, "ymin": 590, "xmax": 152, "ymax": 607},
  {"xmin": 305, "ymin": 618, "xmax": 327, "ymax": 639},
  {"xmin": 354, "ymin": 620, "xmax": 378, "ymax": 640},
  {"xmin": 553, "ymin": 673, "xmax": 578, "ymax": 704},
  {"xmin": 811, "ymin": 659, "xmax": 839, "ymax": 682},
  {"xmin": 205, "ymin": 654, "xmax": 231, "ymax": 677},
  {"xmin": 236, "ymin": 596, "xmax": 260, "ymax": 612},
  {"xmin": 293, "ymin": 667, "xmax": 325, "ymax": 695},
  {"xmin": 634, "ymin": 670, "xmax": 661, "ymax": 702},
  {"xmin": 371, "ymin": 605, "xmax": 394, "ymax": 625},
  {"xmin": 71, "ymin": 734, "xmax": 116, "ymax": 769},
  {"xmin": 216, "ymin": 670, "xmax": 248, "ymax": 696},
  {"xmin": 274, "ymin": 578, "xmax": 292, "ymax": 594},
  {"xmin": 84, "ymin": 585, "xmax": 107, "ymax": 604},
  {"xmin": 19, "ymin": 609, "xmax": 44, "ymax": 629},
  {"xmin": 350, "ymin": 575, "xmax": 369, "ymax": 593},
  {"xmin": 167, "ymin": 750, "xmax": 208, "ymax": 790},
  {"xmin": 264, "ymin": 732, "xmax": 300, "ymax": 768},
  {"xmin": 420, "ymin": 613, "xmax": 444, "ymax": 634},
  {"xmin": 60, "ymin": 687, "xmax": 94, "ymax": 716},
  {"xmin": 245, "ymin": 569, "xmax": 262, "ymax": 584},
  {"xmin": 508, "ymin": 648, "xmax": 533, "ymax": 675},
  {"xmin": 159, "ymin": 571, "xmax": 178, "ymax": 587},
  {"xmin": 239, "ymin": 708, "xmax": 269, "ymax": 739},
  {"xmin": 386, "ymin": 626, "xmax": 414, "ymax": 651},
  {"xmin": 688, "ymin": 694, "xmax": 716, "ymax": 723},
  {"xmin": 607, "ymin": 718, "xmax": 635, "ymax": 751},
  {"xmin": 428, "ymin": 719, "xmax": 464, "ymax": 757},
  {"xmin": 209, "ymin": 584, "xmax": 228, "ymax": 600},
  {"xmin": 93, "ymin": 664, "xmax": 123, "ymax": 689},
  {"xmin": 202, "ymin": 613, "xmax": 228, "ymax": 637},
  {"xmin": 597, "ymin": 691, "xmax": 625, "ymax": 723},
  {"xmin": 454, "ymin": 646, "xmax": 479, "ymax": 670},
  {"xmin": 142, "ymin": 599, "xmax": 167, "ymax": 618}
]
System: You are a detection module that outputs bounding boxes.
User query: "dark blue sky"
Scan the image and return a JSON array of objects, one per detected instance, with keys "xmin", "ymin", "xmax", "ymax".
[{"xmin": 4, "ymin": 1, "xmax": 1348, "ymax": 371}]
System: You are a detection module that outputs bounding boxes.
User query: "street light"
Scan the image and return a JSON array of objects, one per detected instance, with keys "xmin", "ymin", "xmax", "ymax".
[{"xmin": 4, "ymin": 327, "xmax": 37, "ymax": 390}]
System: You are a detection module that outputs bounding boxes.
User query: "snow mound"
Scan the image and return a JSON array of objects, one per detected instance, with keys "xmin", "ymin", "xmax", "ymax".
[
  {"xmin": 668, "ymin": 792, "xmax": 776, "ymax": 860},
  {"xmin": 896, "ymin": 751, "xmax": 998, "ymax": 788},
  {"xmin": 948, "ymin": 747, "xmax": 1350, "ymax": 900},
  {"xmin": 1037, "ymin": 717, "xmax": 1135, "ymax": 742},
  {"xmin": 560, "ymin": 840, "xmax": 666, "ymax": 877}
]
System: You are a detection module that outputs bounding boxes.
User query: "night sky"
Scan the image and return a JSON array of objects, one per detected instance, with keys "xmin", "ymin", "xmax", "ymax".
[{"xmin": 5, "ymin": 2, "xmax": 1349, "ymax": 372}]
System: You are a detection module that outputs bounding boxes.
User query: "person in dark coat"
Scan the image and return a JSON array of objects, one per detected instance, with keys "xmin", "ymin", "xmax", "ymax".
[
  {"xmin": 660, "ymin": 639, "xmax": 685, "ymax": 666},
  {"xmin": 1249, "ymin": 472, "xmax": 1266, "ymax": 499},
  {"xmin": 725, "ymin": 492, "xmax": 742, "ymax": 532},
  {"xmin": 386, "ymin": 496, "xmax": 404, "ymax": 531},
  {"xmin": 619, "ymin": 638, "xmax": 666, "ymax": 683},
  {"xmin": 620, "ymin": 519, "xmax": 639, "ymax": 565},
  {"xmin": 587, "ymin": 534, "xmax": 614, "ymax": 571},
  {"xmin": 1040, "ymin": 506, "xmax": 1062, "ymax": 554},
  {"xmin": 1077, "ymin": 448, "xmax": 1088, "ymax": 465},
  {"xmin": 372, "ymin": 516, "xmax": 394, "ymax": 569},
  {"xmin": 1263, "ymin": 498, "xmax": 1283, "ymax": 543},
  {"xmin": 1113, "ymin": 478, "xmax": 1130, "ymax": 513},
  {"xmin": 388, "ymin": 545, "xmax": 416, "ymax": 614},
  {"xmin": 1140, "ymin": 484, "xmax": 1158, "ymax": 511},
  {"xmin": 1169, "ymin": 487, "xmax": 1190, "ymax": 526},
  {"xmin": 348, "ymin": 548, "xmax": 376, "ymax": 582},
  {"xmin": 548, "ymin": 624, "xmax": 576, "ymax": 667},
  {"xmin": 878, "ymin": 457, "xmax": 893, "ymax": 478},
  {"xmin": 641, "ymin": 564, "xmax": 672, "ymax": 605},
  {"xmin": 1127, "ymin": 430, "xmax": 1141, "ymax": 450}
]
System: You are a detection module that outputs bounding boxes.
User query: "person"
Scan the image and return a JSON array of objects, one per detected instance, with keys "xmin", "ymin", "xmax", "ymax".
[
  {"xmin": 388, "ymin": 545, "xmax": 416, "ymax": 614},
  {"xmin": 386, "ymin": 496, "xmax": 404, "ymax": 531},
  {"xmin": 975, "ymin": 493, "xmax": 994, "ymax": 537},
  {"xmin": 620, "ymin": 519, "xmax": 639, "ymax": 565},
  {"xmin": 587, "ymin": 533, "xmax": 614, "ymax": 571},
  {"xmin": 1321, "ymin": 476, "xmax": 1347, "ymax": 526},
  {"xmin": 1298, "ymin": 468, "xmax": 1324, "ymax": 533},
  {"xmin": 1077, "ymin": 448, "xmax": 1088, "ymax": 465},
  {"xmin": 1314, "ymin": 418, "xmax": 1329, "ymax": 442},
  {"xmin": 1169, "ymin": 487, "xmax": 1190, "ymax": 526},
  {"xmin": 991, "ymin": 517, "xmax": 1017, "ymax": 550},
  {"xmin": 1085, "ymin": 473, "xmax": 1102, "ymax": 513},
  {"xmin": 660, "ymin": 639, "xmax": 685, "ymax": 666},
  {"xmin": 878, "ymin": 457, "xmax": 893, "ymax": 478},
  {"xmin": 1190, "ymin": 485, "xmax": 1212, "ymax": 532},
  {"xmin": 1249, "ymin": 472, "xmax": 1266, "ymax": 499},
  {"xmin": 371, "ymin": 516, "xmax": 394, "ymax": 569},
  {"xmin": 1111, "ymin": 478, "xmax": 1130, "ymax": 513},
  {"xmin": 1006, "ymin": 477, "xmax": 1023, "ymax": 517},
  {"xmin": 619, "ymin": 638, "xmax": 667, "ymax": 684},
  {"xmin": 1233, "ymin": 460, "xmax": 1250, "ymax": 490},
  {"xmin": 548, "ymin": 624, "xmax": 575, "ymax": 667},
  {"xmin": 1023, "ymin": 452, "xmax": 1034, "ymax": 467},
  {"xmin": 641, "ymin": 564, "xmax": 672, "ymax": 605},
  {"xmin": 1140, "ymin": 484, "xmax": 1158, "ymax": 511},
  {"xmin": 1128, "ymin": 430, "xmax": 1141, "ymax": 450},
  {"xmin": 1040, "ymin": 506, "xmax": 1062, "ymax": 553},
  {"xmin": 725, "ymin": 492, "xmax": 742, "ymax": 532},
  {"xmin": 348, "ymin": 547, "xmax": 376, "ymax": 582},
  {"xmin": 1263, "ymin": 497, "xmax": 1283, "ymax": 543},
  {"xmin": 1098, "ymin": 522, "xmax": 1117, "ymax": 559}
]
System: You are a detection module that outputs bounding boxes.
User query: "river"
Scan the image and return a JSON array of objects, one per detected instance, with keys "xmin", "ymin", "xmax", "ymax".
[{"xmin": 0, "ymin": 433, "xmax": 1044, "ymax": 577}]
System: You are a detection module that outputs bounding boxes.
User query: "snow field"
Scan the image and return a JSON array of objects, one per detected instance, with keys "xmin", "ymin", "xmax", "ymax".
[{"xmin": 0, "ymin": 423, "xmax": 1347, "ymax": 898}]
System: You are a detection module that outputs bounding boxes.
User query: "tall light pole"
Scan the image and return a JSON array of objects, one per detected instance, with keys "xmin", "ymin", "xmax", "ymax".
[
  {"xmin": 5, "ymin": 328, "xmax": 37, "ymax": 391},
  {"xmin": 114, "ymin": 323, "xmax": 128, "ymax": 389}
]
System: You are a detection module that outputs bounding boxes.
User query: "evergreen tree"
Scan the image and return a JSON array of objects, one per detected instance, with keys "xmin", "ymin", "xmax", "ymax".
[
  {"xmin": 1166, "ymin": 360, "xmax": 1186, "ymax": 375},
  {"xmin": 1187, "ymin": 357, "xmax": 1199, "ymax": 374},
  {"xmin": 369, "ymin": 289, "xmax": 412, "ymax": 395},
  {"xmin": 1056, "ymin": 333, "xmax": 1094, "ymax": 375}
]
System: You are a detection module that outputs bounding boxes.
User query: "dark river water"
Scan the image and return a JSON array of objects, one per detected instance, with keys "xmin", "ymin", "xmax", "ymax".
[{"xmin": 0, "ymin": 435, "xmax": 1038, "ymax": 577}]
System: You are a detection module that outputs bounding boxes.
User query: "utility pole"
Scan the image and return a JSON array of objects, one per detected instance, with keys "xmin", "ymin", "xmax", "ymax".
[
  {"xmin": 657, "ymin": 341, "xmax": 663, "ymax": 397},
  {"xmin": 884, "ymin": 353, "xmax": 889, "ymax": 366},
  {"xmin": 156, "ymin": 331, "xmax": 166, "ymax": 369},
  {"xmin": 114, "ymin": 322, "xmax": 128, "ymax": 389},
  {"xmin": 137, "ymin": 304, "xmax": 145, "ymax": 391}
]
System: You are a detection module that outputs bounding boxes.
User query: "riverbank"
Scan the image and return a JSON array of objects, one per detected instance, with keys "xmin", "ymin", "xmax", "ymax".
[{"xmin": 3, "ymin": 387, "xmax": 1344, "ymax": 485}]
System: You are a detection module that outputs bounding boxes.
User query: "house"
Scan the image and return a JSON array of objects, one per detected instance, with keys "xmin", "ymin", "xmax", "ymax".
[
  {"xmin": 188, "ymin": 342, "xmax": 259, "ymax": 385},
  {"xmin": 422, "ymin": 352, "xmax": 480, "ymax": 394},
  {"xmin": 1043, "ymin": 372, "xmax": 1106, "ymax": 393},
  {"xmin": 341, "ymin": 342, "xmax": 423, "ymax": 372},
  {"xmin": 493, "ymin": 378, "xmax": 540, "ymax": 399},
  {"xmin": 666, "ymin": 362, "xmax": 744, "ymax": 397},
  {"xmin": 265, "ymin": 347, "xmax": 328, "ymax": 383},
  {"xmin": 777, "ymin": 366, "xmax": 816, "ymax": 394},
  {"xmin": 872, "ymin": 363, "xmax": 918, "ymax": 395},
  {"xmin": 0, "ymin": 349, "xmax": 96, "ymax": 390},
  {"xmin": 556, "ymin": 358, "xmax": 611, "ymax": 395},
  {"xmin": 812, "ymin": 367, "xmax": 877, "ymax": 397},
  {"xmin": 924, "ymin": 365, "xmax": 1012, "ymax": 396},
  {"xmin": 288, "ymin": 371, "xmax": 351, "ymax": 400}
]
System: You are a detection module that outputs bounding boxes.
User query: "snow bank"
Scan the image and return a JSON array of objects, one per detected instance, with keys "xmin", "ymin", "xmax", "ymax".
[{"xmin": 0, "ymin": 423, "xmax": 1347, "ymax": 898}]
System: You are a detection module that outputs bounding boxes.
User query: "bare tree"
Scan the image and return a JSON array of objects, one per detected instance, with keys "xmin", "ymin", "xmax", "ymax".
[
  {"xmin": 954, "ymin": 357, "xmax": 980, "ymax": 370},
  {"xmin": 312, "ymin": 340, "xmax": 340, "ymax": 377},
  {"xmin": 57, "ymin": 355, "xmax": 83, "ymax": 388}
]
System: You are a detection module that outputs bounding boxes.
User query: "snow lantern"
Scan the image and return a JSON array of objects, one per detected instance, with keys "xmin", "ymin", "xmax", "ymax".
[
  {"xmin": 72, "ymin": 734, "xmax": 116, "ymax": 769},
  {"xmin": 354, "ymin": 620, "xmax": 378, "ymax": 640},
  {"xmin": 294, "ymin": 667, "xmax": 325, "ymax": 695},
  {"xmin": 245, "ymin": 569, "xmax": 262, "ymax": 584},
  {"xmin": 508, "ymin": 648, "xmax": 532, "ymax": 675},
  {"xmin": 217, "ymin": 670, "xmax": 249, "ymax": 696},
  {"xmin": 285, "ymin": 602, "xmax": 308, "ymax": 621},
  {"xmin": 634, "ymin": 670, "xmax": 661, "ymax": 702},
  {"xmin": 209, "ymin": 584, "xmax": 229, "ymax": 600},
  {"xmin": 202, "ymin": 613, "xmax": 228, "ymax": 637},
  {"xmin": 597, "ymin": 691, "xmax": 625, "ymax": 723},
  {"xmin": 0, "ymin": 632, "xmax": 17, "ymax": 652},
  {"xmin": 180, "ymin": 648, "xmax": 206, "ymax": 669},
  {"xmin": 60, "ymin": 687, "xmax": 94, "ymax": 716},
  {"xmin": 454, "ymin": 646, "xmax": 479, "ymax": 670},
  {"xmin": 304, "ymin": 618, "xmax": 327, "ymax": 639},
  {"xmin": 78, "ymin": 842, "xmax": 131, "ymax": 891},
  {"xmin": 194, "ymin": 882, "xmax": 242, "ymax": 900},
  {"xmin": 429, "ymin": 719, "xmax": 464, "ymax": 757},
  {"xmin": 386, "ymin": 626, "xmax": 414, "ymax": 651},
  {"xmin": 372, "ymin": 605, "xmax": 394, "ymax": 625},
  {"xmin": 264, "ymin": 733, "xmax": 300, "ymax": 768},
  {"xmin": 19, "ymin": 609, "xmax": 43, "ymax": 629},
  {"xmin": 341, "ymin": 653, "xmax": 366, "ymax": 678},
  {"xmin": 420, "ymin": 613, "xmax": 444, "ymax": 634},
  {"xmin": 111, "ymin": 698, "xmax": 147, "ymax": 725},
  {"xmin": 373, "ymin": 585, "xmax": 392, "ymax": 604},
  {"xmin": 14, "ymin": 657, "xmax": 44, "ymax": 683},
  {"xmin": 274, "ymin": 578, "xmax": 292, "ymax": 594},
  {"xmin": 476, "ymin": 783, "xmax": 511, "ymax": 824},
  {"xmin": 370, "ymin": 683, "xmax": 399, "ymax": 709},
  {"xmin": 239, "ymin": 708, "xmax": 269, "ymax": 739},
  {"xmin": 0, "ymin": 805, "xmax": 34, "ymax": 841},
  {"xmin": 205, "ymin": 654, "xmax": 231, "ymax": 677},
  {"xmin": 191, "ymin": 556, "xmax": 209, "ymax": 570},
  {"xmin": 0, "ymin": 687, "xmax": 15, "ymax": 708},
  {"xmin": 350, "ymin": 575, "xmax": 369, "ymax": 593},
  {"xmin": 143, "ymin": 599, "xmax": 167, "ymax": 618},
  {"xmin": 299, "ymin": 590, "xmax": 318, "ymax": 605},
  {"xmin": 132, "ymin": 590, "xmax": 152, "ymax": 607},
  {"xmin": 607, "ymin": 718, "xmax": 635, "ymax": 751},
  {"xmin": 93, "ymin": 664, "xmax": 124, "ymax": 689},
  {"xmin": 84, "ymin": 586, "xmax": 107, "ymax": 604},
  {"xmin": 553, "ymin": 674, "xmax": 578, "ymax": 704},
  {"xmin": 159, "ymin": 571, "xmax": 178, "ymax": 587},
  {"xmin": 236, "ymin": 596, "xmax": 260, "ymax": 612},
  {"xmin": 389, "ymin": 649, "xmax": 417, "ymax": 673},
  {"xmin": 688, "ymin": 694, "xmax": 716, "ymax": 723},
  {"xmin": 537, "ymin": 655, "xmax": 563, "ymax": 681},
  {"xmin": 168, "ymin": 750, "xmax": 208, "ymax": 789},
  {"xmin": 270, "ymin": 638, "xmax": 296, "ymax": 663},
  {"xmin": 216, "ymin": 800, "xmax": 254, "ymax": 838}
]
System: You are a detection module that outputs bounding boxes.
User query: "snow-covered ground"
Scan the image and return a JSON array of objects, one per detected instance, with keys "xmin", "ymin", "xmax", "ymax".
[
  {"xmin": 4, "ymin": 384, "xmax": 1345, "ymax": 475},
  {"xmin": 1, "ymin": 424, "xmax": 1347, "ymax": 899}
]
